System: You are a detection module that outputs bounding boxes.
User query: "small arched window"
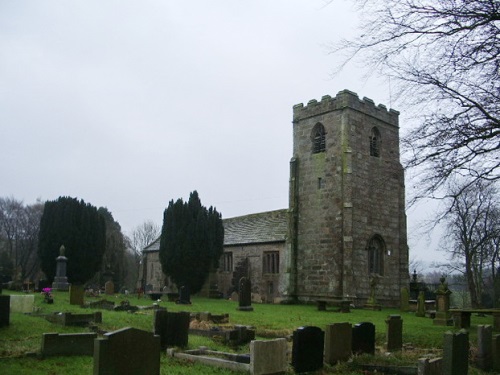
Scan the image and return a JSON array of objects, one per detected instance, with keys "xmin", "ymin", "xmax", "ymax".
[
  {"xmin": 367, "ymin": 235, "xmax": 385, "ymax": 275},
  {"xmin": 312, "ymin": 123, "xmax": 326, "ymax": 154},
  {"xmin": 369, "ymin": 127, "xmax": 381, "ymax": 157}
]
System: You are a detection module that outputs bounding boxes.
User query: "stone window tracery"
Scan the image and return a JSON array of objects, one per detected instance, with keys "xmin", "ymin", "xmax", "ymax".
[
  {"xmin": 312, "ymin": 123, "xmax": 326, "ymax": 153},
  {"xmin": 263, "ymin": 251, "xmax": 279, "ymax": 274},
  {"xmin": 222, "ymin": 252, "xmax": 233, "ymax": 272}
]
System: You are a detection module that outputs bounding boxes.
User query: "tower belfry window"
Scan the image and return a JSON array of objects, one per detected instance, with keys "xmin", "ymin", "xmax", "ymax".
[
  {"xmin": 370, "ymin": 127, "xmax": 381, "ymax": 157},
  {"xmin": 312, "ymin": 123, "xmax": 326, "ymax": 153}
]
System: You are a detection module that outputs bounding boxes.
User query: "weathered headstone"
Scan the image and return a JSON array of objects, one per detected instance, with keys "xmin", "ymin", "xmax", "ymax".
[
  {"xmin": 400, "ymin": 286, "xmax": 410, "ymax": 312},
  {"xmin": 417, "ymin": 357, "xmax": 442, "ymax": 375},
  {"xmin": 177, "ymin": 285, "xmax": 191, "ymax": 305},
  {"xmin": 0, "ymin": 295, "xmax": 10, "ymax": 327},
  {"xmin": 493, "ymin": 334, "xmax": 500, "ymax": 372},
  {"xmin": 230, "ymin": 291, "xmax": 239, "ymax": 301},
  {"xmin": 364, "ymin": 276, "xmax": 382, "ymax": 310},
  {"xmin": 93, "ymin": 327, "xmax": 160, "ymax": 375},
  {"xmin": 237, "ymin": 277, "xmax": 253, "ymax": 311},
  {"xmin": 442, "ymin": 329, "xmax": 469, "ymax": 375},
  {"xmin": 352, "ymin": 322, "xmax": 375, "ymax": 355},
  {"xmin": 416, "ymin": 291, "xmax": 426, "ymax": 317},
  {"xmin": 153, "ymin": 310, "xmax": 190, "ymax": 349},
  {"xmin": 291, "ymin": 326, "xmax": 324, "ymax": 373},
  {"xmin": 10, "ymin": 294, "xmax": 34, "ymax": 313},
  {"xmin": 324, "ymin": 322, "xmax": 352, "ymax": 365},
  {"xmin": 476, "ymin": 325, "xmax": 492, "ymax": 371},
  {"xmin": 69, "ymin": 284, "xmax": 85, "ymax": 305},
  {"xmin": 52, "ymin": 245, "xmax": 70, "ymax": 291},
  {"xmin": 386, "ymin": 315, "xmax": 403, "ymax": 352},
  {"xmin": 41, "ymin": 332, "xmax": 97, "ymax": 357},
  {"xmin": 433, "ymin": 276, "xmax": 453, "ymax": 326},
  {"xmin": 104, "ymin": 280, "xmax": 114, "ymax": 295},
  {"xmin": 250, "ymin": 338, "xmax": 288, "ymax": 375}
]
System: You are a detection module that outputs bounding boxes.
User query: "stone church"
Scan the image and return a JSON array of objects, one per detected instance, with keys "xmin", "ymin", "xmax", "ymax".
[{"xmin": 142, "ymin": 90, "xmax": 409, "ymax": 307}]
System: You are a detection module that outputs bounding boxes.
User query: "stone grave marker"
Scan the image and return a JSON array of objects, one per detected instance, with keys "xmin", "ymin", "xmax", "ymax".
[
  {"xmin": 400, "ymin": 286, "xmax": 409, "ymax": 312},
  {"xmin": 230, "ymin": 291, "xmax": 239, "ymax": 301},
  {"xmin": 418, "ymin": 357, "xmax": 442, "ymax": 375},
  {"xmin": 52, "ymin": 245, "xmax": 70, "ymax": 291},
  {"xmin": 153, "ymin": 310, "xmax": 190, "ymax": 349},
  {"xmin": 104, "ymin": 280, "xmax": 114, "ymax": 295},
  {"xmin": 386, "ymin": 315, "xmax": 403, "ymax": 351},
  {"xmin": 177, "ymin": 285, "xmax": 191, "ymax": 304},
  {"xmin": 476, "ymin": 325, "xmax": 492, "ymax": 371},
  {"xmin": 69, "ymin": 284, "xmax": 85, "ymax": 305},
  {"xmin": 10, "ymin": 294, "xmax": 34, "ymax": 313},
  {"xmin": 324, "ymin": 322, "xmax": 352, "ymax": 365},
  {"xmin": 352, "ymin": 322, "xmax": 375, "ymax": 355},
  {"xmin": 433, "ymin": 276, "xmax": 453, "ymax": 326},
  {"xmin": 493, "ymin": 334, "xmax": 500, "ymax": 372},
  {"xmin": 0, "ymin": 295, "xmax": 10, "ymax": 327},
  {"xmin": 250, "ymin": 338, "xmax": 288, "ymax": 375},
  {"xmin": 292, "ymin": 326, "xmax": 324, "ymax": 373},
  {"xmin": 41, "ymin": 332, "xmax": 97, "ymax": 357},
  {"xmin": 93, "ymin": 327, "xmax": 160, "ymax": 375},
  {"xmin": 237, "ymin": 277, "xmax": 253, "ymax": 311},
  {"xmin": 442, "ymin": 329, "xmax": 469, "ymax": 375},
  {"xmin": 416, "ymin": 291, "xmax": 426, "ymax": 317}
]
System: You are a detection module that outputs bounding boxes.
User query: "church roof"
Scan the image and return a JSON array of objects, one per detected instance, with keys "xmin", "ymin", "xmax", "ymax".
[{"xmin": 142, "ymin": 208, "xmax": 288, "ymax": 252}]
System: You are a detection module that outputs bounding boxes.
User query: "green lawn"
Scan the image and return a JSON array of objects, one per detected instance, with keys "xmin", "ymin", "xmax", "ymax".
[{"xmin": 0, "ymin": 290, "xmax": 493, "ymax": 374}]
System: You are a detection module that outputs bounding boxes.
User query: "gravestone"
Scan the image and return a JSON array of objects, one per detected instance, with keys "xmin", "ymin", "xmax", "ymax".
[
  {"xmin": 291, "ymin": 326, "xmax": 324, "ymax": 373},
  {"xmin": 433, "ymin": 276, "xmax": 453, "ymax": 326},
  {"xmin": 0, "ymin": 295, "xmax": 10, "ymax": 327},
  {"xmin": 400, "ymin": 287, "xmax": 409, "ymax": 312},
  {"xmin": 418, "ymin": 357, "xmax": 442, "ymax": 375},
  {"xmin": 352, "ymin": 322, "xmax": 375, "ymax": 355},
  {"xmin": 442, "ymin": 329, "xmax": 469, "ymax": 375},
  {"xmin": 69, "ymin": 284, "xmax": 85, "ymax": 305},
  {"xmin": 177, "ymin": 285, "xmax": 191, "ymax": 304},
  {"xmin": 52, "ymin": 245, "xmax": 70, "ymax": 291},
  {"xmin": 104, "ymin": 280, "xmax": 114, "ymax": 295},
  {"xmin": 93, "ymin": 327, "xmax": 160, "ymax": 375},
  {"xmin": 324, "ymin": 322, "xmax": 352, "ymax": 365},
  {"xmin": 364, "ymin": 276, "xmax": 382, "ymax": 310},
  {"xmin": 476, "ymin": 325, "xmax": 492, "ymax": 371},
  {"xmin": 153, "ymin": 310, "xmax": 190, "ymax": 349},
  {"xmin": 250, "ymin": 338, "xmax": 288, "ymax": 375},
  {"xmin": 237, "ymin": 277, "xmax": 253, "ymax": 311},
  {"xmin": 41, "ymin": 332, "xmax": 97, "ymax": 357},
  {"xmin": 10, "ymin": 294, "xmax": 34, "ymax": 313},
  {"xmin": 230, "ymin": 291, "xmax": 239, "ymax": 301},
  {"xmin": 493, "ymin": 334, "xmax": 500, "ymax": 372},
  {"xmin": 385, "ymin": 315, "xmax": 403, "ymax": 351},
  {"xmin": 416, "ymin": 291, "xmax": 426, "ymax": 317}
]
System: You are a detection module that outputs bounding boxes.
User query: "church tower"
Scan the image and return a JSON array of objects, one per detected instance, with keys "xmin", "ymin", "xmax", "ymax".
[{"xmin": 286, "ymin": 90, "xmax": 409, "ymax": 306}]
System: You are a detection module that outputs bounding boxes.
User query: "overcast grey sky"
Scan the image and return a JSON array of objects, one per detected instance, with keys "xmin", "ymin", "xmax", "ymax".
[{"xmin": 0, "ymin": 1, "xmax": 445, "ymax": 265}]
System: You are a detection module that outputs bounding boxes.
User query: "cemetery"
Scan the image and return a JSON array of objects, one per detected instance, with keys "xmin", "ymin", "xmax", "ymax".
[{"xmin": 1, "ymin": 287, "xmax": 500, "ymax": 374}]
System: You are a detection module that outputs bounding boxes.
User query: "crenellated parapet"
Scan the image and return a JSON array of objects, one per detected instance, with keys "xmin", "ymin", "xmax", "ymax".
[{"xmin": 293, "ymin": 89, "xmax": 399, "ymax": 127}]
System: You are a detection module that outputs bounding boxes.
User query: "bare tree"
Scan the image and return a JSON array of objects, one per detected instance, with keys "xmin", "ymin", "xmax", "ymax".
[
  {"xmin": 129, "ymin": 220, "xmax": 160, "ymax": 289},
  {"xmin": 333, "ymin": 0, "xmax": 500, "ymax": 202},
  {"xmin": 443, "ymin": 179, "xmax": 500, "ymax": 307}
]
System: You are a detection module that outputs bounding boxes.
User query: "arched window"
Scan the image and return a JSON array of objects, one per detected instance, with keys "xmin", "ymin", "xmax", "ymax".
[
  {"xmin": 369, "ymin": 127, "xmax": 381, "ymax": 157},
  {"xmin": 367, "ymin": 235, "xmax": 385, "ymax": 275},
  {"xmin": 311, "ymin": 123, "xmax": 326, "ymax": 154}
]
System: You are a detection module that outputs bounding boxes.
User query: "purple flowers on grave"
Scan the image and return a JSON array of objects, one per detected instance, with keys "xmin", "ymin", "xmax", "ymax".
[{"xmin": 41, "ymin": 288, "xmax": 54, "ymax": 303}]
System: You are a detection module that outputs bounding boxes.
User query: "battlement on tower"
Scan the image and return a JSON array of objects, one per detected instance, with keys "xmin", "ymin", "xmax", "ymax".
[{"xmin": 293, "ymin": 89, "xmax": 399, "ymax": 127}]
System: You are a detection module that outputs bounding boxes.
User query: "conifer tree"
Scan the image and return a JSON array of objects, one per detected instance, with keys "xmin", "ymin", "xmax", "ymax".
[
  {"xmin": 38, "ymin": 196, "xmax": 106, "ymax": 284},
  {"xmin": 159, "ymin": 191, "xmax": 224, "ymax": 294}
]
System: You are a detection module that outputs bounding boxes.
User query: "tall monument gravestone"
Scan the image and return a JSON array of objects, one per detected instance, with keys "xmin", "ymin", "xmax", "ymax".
[
  {"xmin": 52, "ymin": 245, "xmax": 70, "ymax": 291},
  {"xmin": 433, "ymin": 276, "xmax": 453, "ymax": 326}
]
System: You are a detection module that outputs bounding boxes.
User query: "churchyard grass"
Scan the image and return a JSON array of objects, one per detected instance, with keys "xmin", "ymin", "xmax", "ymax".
[{"xmin": 0, "ymin": 290, "xmax": 493, "ymax": 374}]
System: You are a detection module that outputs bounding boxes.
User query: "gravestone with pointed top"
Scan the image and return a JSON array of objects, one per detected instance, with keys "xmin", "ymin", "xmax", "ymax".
[{"xmin": 52, "ymin": 245, "xmax": 69, "ymax": 291}]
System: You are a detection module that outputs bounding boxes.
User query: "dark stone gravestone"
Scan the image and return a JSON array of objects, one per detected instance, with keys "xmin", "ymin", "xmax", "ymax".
[
  {"xmin": 352, "ymin": 322, "xmax": 375, "ymax": 355},
  {"xmin": 476, "ymin": 325, "xmax": 492, "ymax": 371},
  {"xmin": 400, "ymin": 286, "xmax": 409, "ymax": 312},
  {"xmin": 416, "ymin": 291, "xmax": 426, "ymax": 317},
  {"xmin": 0, "ymin": 295, "xmax": 10, "ymax": 327},
  {"xmin": 385, "ymin": 315, "xmax": 403, "ymax": 351},
  {"xmin": 52, "ymin": 245, "xmax": 70, "ymax": 291},
  {"xmin": 41, "ymin": 332, "xmax": 97, "ymax": 357},
  {"xmin": 93, "ymin": 327, "xmax": 160, "ymax": 375},
  {"xmin": 493, "ymin": 334, "xmax": 500, "ymax": 372},
  {"xmin": 291, "ymin": 326, "xmax": 324, "ymax": 373},
  {"xmin": 324, "ymin": 322, "xmax": 352, "ymax": 365},
  {"xmin": 70, "ymin": 284, "xmax": 85, "ymax": 306},
  {"xmin": 153, "ymin": 310, "xmax": 190, "ymax": 349},
  {"xmin": 104, "ymin": 280, "xmax": 114, "ymax": 296},
  {"xmin": 442, "ymin": 329, "xmax": 469, "ymax": 375},
  {"xmin": 177, "ymin": 285, "xmax": 191, "ymax": 305},
  {"xmin": 237, "ymin": 277, "xmax": 253, "ymax": 311}
]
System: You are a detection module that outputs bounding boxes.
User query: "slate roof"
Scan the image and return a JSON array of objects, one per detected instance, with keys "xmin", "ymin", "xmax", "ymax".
[{"xmin": 143, "ymin": 208, "xmax": 288, "ymax": 252}]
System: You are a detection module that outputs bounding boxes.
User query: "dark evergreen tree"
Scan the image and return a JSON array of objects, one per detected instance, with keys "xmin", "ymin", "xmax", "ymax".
[
  {"xmin": 159, "ymin": 191, "xmax": 224, "ymax": 294},
  {"xmin": 38, "ymin": 196, "xmax": 106, "ymax": 284}
]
